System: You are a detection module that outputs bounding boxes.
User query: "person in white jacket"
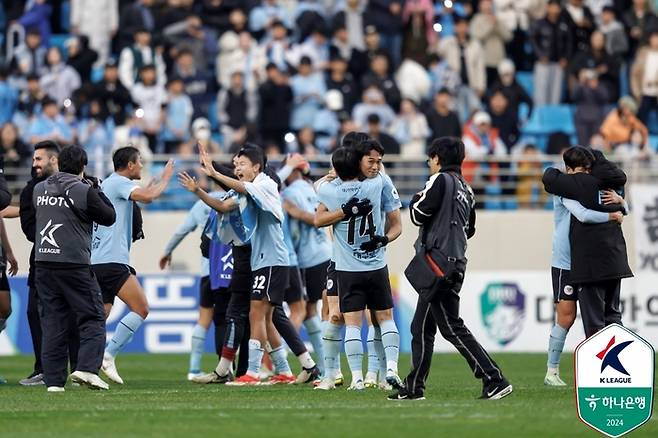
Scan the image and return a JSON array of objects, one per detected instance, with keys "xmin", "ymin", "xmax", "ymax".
[
  {"xmin": 39, "ymin": 47, "xmax": 81, "ymax": 107},
  {"xmin": 71, "ymin": 0, "xmax": 118, "ymax": 68},
  {"xmin": 390, "ymin": 98, "xmax": 430, "ymax": 157},
  {"xmin": 118, "ymin": 29, "xmax": 166, "ymax": 90}
]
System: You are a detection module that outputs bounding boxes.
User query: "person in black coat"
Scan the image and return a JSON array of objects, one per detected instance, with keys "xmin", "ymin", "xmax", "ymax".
[
  {"xmin": 542, "ymin": 147, "xmax": 632, "ymax": 338},
  {"xmin": 88, "ymin": 61, "xmax": 133, "ymax": 125},
  {"xmin": 258, "ymin": 63, "xmax": 293, "ymax": 152},
  {"xmin": 66, "ymin": 35, "xmax": 98, "ymax": 84},
  {"xmin": 425, "ymin": 89, "xmax": 462, "ymax": 139}
]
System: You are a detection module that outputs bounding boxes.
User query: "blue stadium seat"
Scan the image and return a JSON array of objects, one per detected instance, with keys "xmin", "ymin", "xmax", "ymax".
[
  {"xmin": 49, "ymin": 34, "xmax": 69, "ymax": 54},
  {"xmin": 522, "ymin": 104, "xmax": 575, "ymax": 136},
  {"xmin": 207, "ymin": 98, "xmax": 219, "ymax": 132},
  {"xmin": 60, "ymin": 0, "xmax": 71, "ymax": 32},
  {"xmin": 647, "ymin": 110, "xmax": 658, "ymax": 135},
  {"xmin": 91, "ymin": 67, "xmax": 104, "ymax": 83},
  {"xmin": 649, "ymin": 135, "xmax": 658, "ymax": 151},
  {"xmin": 516, "ymin": 72, "xmax": 534, "ymax": 97}
]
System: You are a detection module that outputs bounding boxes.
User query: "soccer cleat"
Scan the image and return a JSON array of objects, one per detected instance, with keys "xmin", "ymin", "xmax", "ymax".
[
  {"xmin": 268, "ymin": 374, "xmax": 297, "ymax": 385},
  {"xmin": 20, "ymin": 372, "xmax": 45, "ymax": 386},
  {"xmin": 378, "ymin": 381, "xmax": 393, "ymax": 391},
  {"xmin": 187, "ymin": 371, "xmax": 204, "ymax": 381},
  {"xmin": 544, "ymin": 372, "xmax": 567, "ymax": 387},
  {"xmin": 385, "ymin": 370, "xmax": 404, "ymax": 390},
  {"xmin": 479, "ymin": 378, "xmax": 513, "ymax": 400},
  {"xmin": 70, "ymin": 371, "xmax": 109, "ymax": 390},
  {"xmin": 47, "ymin": 386, "xmax": 65, "ymax": 392},
  {"xmin": 191, "ymin": 370, "xmax": 234, "ymax": 384},
  {"xmin": 101, "ymin": 354, "xmax": 124, "ymax": 385},
  {"xmin": 387, "ymin": 389, "xmax": 426, "ymax": 401},
  {"xmin": 347, "ymin": 379, "xmax": 365, "ymax": 391},
  {"xmin": 364, "ymin": 372, "xmax": 378, "ymax": 388},
  {"xmin": 226, "ymin": 374, "xmax": 261, "ymax": 386},
  {"xmin": 314, "ymin": 378, "xmax": 336, "ymax": 390},
  {"xmin": 334, "ymin": 372, "xmax": 344, "ymax": 387},
  {"xmin": 296, "ymin": 365, "xmax": 321, "ymax": 384}
]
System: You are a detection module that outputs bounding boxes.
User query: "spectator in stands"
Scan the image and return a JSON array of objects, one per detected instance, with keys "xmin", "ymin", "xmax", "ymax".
[
  {"xmin": 162, "ymin": 76, "xmax": 193, "ymax": 153},
  {"xmin": 426, "ymin": 88, "xmax": 462, "ymax": 139},
  {"xmin": 294, "ymin": 0, "xmax": 328, "ymax": 44},
  {"xmin": 361, "ymin": 50, "xmax": 402, "ymax": 111},
  {"xmin": 26, "ymin": 97, "xmax": 73, "ymax": 145},
  {"xmin": 249, "ymin": 0, "xmax": 291, "ymax": 36},
  {"xmin": 173, "ymin": 48, "xmax": 215, "ymax": 120},
  {"xmin": 494, "ymin": 0, "xmax": 535, "ymax": 72},
  {"xmin": 470, "ymin": 0, "xmax": 513, "ymax": 87},
  {"xmin": 365, "ymin": 0, "xmax": 404, "ymax": 68},
  {"xmin": 612, "ymin": 128, "xmax": 654, "ymax": 161},
  {"xmin": 89, "ymin": 60, "xmax": 133, "ymax": 126},
  {"xmin": 261, "ymin": 20, "xmax": 292, "ymax": 72},
  {"xmin": 488, "ymin": 90, "xmax": 519, "ymax": 152},
  {"xmin": 156, "ymin": 0, "xmax": 195, "ymax": 29},
  {"xmin": 65, "ymin": 36, "xmax": 98, "ymax": 84},
  {"xmin": 217, "ymin": 31, "xmax": 267, "ymax": 92},
  {"xmin": 18, "ymin": 0, "xmax": 52, "ymax": 47},
  {"xmin": 348, "ymin": 25, "xmax": 389, "ymax": 82},
  {"xmin": 71, "ymin": 0, "xmax": 118, "ymax": 68},
  {"xmin": 600, "ymin": 95, "xmax": 649, "ymax": 146},
  {"xmin": 426, "ymin": 53, "xmax": 460, "ymax": 98},
  {"xmin": 0, "ymin": 68, "xmax": 18, "ymax": 126},
  {"xmin": 352, "ymin": 85, "xmax": 396, "ymax": 130},
  {"xmin": 258, "ymin": 63, "xmax": 293, "ymax": 152},
  {"xmin": 289, "ymin": 26, "xmax": 331, "ymax": 71},
  {"xmin": 531, "ymin": 0, "xmax": 573, "ymax": 106},
  {"xmin": 291, "ymin": 126, "xmax": 319, "ymax": 156},
  {"xmin": 573, "ymin": 69, "xmax": 608, "ymax": 145},
  {"xmin": 163, "ymin": 15, "xmax": 215, "ymax": 71},
  {"xmin": 186, "ymin": 117, "xmax": 221, "ymax": 154},
  {"xmin": 515, "ymin": 144, "xmax": 546, "ymax": 209},
  {"xmin": 326, "ymin": 55, "xmax": 359, "ymax": 113},
  {"xmin": 118, "ymin": 0, "xmax": 157, "ymax": 50},
  {"xmin": 623, "ymin": 0, "xmax": 658, "ymax": 59},
  {"xmin": 462, "ymin": 111, "xmax": 508, "ymax": 158},
  {"xmin": 76, "ymin": 99, "xmax": 114, "ymax": 176},
  {"xmin": 390, "ymin": 98, "xmax": 430, "ymax": 156},
  {"xmin": 118, "ymin": 28, "xmax": 166, "ymax": 90},
  {"xmin": 561, "ymin": 0, "xmax": 595, "ymax": 55},
  {"xmin": 633, "ymin": 30, "xmax": 658, "ymax": 125},
  {"xmin": 489, "ymin": 59, "xmax": 533, "ymax": 122},
  {"xmin": 569, "ymin": 30, "xmax": 620, "ymax": 102},
  {"xmin": 438, "ymin": 15, "xmax": 485, "ymax": 122},
  {"xmin": 112, "ymin": 109, "xmax": 153, "ymax": 163},
  {"xmin": 367, "ymin": 113, "xmax": 400, "ymax": 155},
  {"xmin": 130, "ymin": 64, "xmax": 167, "ymax": 151},
  {"xmin": 199, "ymin": 0, "xmax": 244, "ymax": 36},
  {"xmin": 290, "ymin": 56, "xmax": 326, "ymax": 132},
  {"xmin": 331, "ymin": 0, "xmax": 366, "ymax": 54},
  {"xmin": 330, "ymin": 23, "xmax": 353, "ymax": 64},
  {"xmin": 15, "ymin": 74, "xmax": 44, "ymax": 124},
  {"xmin": 11, "ymin": 28, "xmax": 47, "ymax": 75},
  {"xmin": 312, "ymin": 89, "xmax": 343, "ymax": 153},
  {"xmin": 0, "ymin": 122, "xmax": 32, "ymax": 180},
  {"xmin": 599, "ymin": 6, "xmax": 628, "ymax": 59},
  {"xmin": 39, "ymin": 47, "xmax": 81, "ymax": 107},
  {"xmin": 401, "ymin": 0, "xmax": 435, "ymax": 67},
  {"xmin": 217, "ymin": 71, "xmax": 257, "ymax": 152}
]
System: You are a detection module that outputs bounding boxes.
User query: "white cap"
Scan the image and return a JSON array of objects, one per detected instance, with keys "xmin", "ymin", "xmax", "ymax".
[
  {"xmin": 497, "ymin": 59, "xmax": 515, "ymax": 75},
  {"xmin": 473, "ymin": 111, "xmax": 491, "ymax": 125}
]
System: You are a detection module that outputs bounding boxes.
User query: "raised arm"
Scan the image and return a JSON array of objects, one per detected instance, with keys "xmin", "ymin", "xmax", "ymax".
[
  {"xmin": 199, "ymin": 143, "xmax": 247, "ymax": 194},
  {"xmin": 130, "ymin": 159, "xmax": 175, "ymax": 204},
  {"xmin": 178, "ymin": 172, "xmax": 238, "ymax": 213}
]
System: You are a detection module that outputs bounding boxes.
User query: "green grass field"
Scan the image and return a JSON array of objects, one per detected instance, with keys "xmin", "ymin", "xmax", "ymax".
[{"xmin": 0, "ymin": 353, "xmax": 656, "ymax": 437}]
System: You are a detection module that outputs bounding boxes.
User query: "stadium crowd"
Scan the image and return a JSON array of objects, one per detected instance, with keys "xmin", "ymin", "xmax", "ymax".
[{"xmin": 0, "ymin": 0, "xmax": 656, "ymax": 202}]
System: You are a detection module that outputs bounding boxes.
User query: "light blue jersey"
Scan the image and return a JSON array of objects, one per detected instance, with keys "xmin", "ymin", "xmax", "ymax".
[
  {"xmin": 91, "ymin": 173, "xmax": 138, "ymax": 265},
  {"xmin": 163, "ymin": 192, "xmax": 223, "ymax": 276},
  {"xmin": 282, "ymin": 212, "xmax": 298, "ymax": 267},
  {"xmin": 318, "ymin": 174, "xmax": 386, "ymax": 272},
  {"xmin": 551, "ymin": 196, "xmax": 610, "ymax": 270},
  {"xmin": 244, "ymin": 173, "xmax": 289, "ymax": 271},
  {"xmin": 380, "ymin": 172, "xmax": 402, "ymax": 219},
  {"xmin": 282, "ymin": 179, "xmax": 331, "ymax": 268}
]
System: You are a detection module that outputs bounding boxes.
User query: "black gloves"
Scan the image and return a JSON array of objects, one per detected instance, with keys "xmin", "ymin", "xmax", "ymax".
[
  {"xmin": 341, "ymin": 197, "xmax": 372, "ymax": 218},
  {"xmin": 360, "ymin": 235, "xmax": 389, "ymax": 252}
]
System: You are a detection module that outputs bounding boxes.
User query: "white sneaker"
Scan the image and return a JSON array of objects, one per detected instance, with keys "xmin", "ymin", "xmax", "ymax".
[
  {"xmin": 20, "ymin": 373, "xmax": 45, "ymax": 386},
  {"xmin": 101, "ymin": 353, "xmax": 124, "ymax": 385},
  {"xmin": 347, "ymin": 379, "xmax": 365, "ymax": 391},
  {"xmin": 47, "ymin": 386, "xmax": 65, "ymax": 392},
  {"xmin": 544, "ymin": 372, "xmax": 568, "ymax": 386},
  {"xmin": 70, "ymin": 371, "xmax": 109, "ymax": 390},
  {"xmin": 187, "ymin": 371, "xmax": 204, "ymax": 381},
  {"xmin": 314, "ymin": 377, "xmax": 336, "ymax": 390}
]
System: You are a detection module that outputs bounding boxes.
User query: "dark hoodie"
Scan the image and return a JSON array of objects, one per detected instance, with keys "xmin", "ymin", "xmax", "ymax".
[
  {"xmin": 542, "ymin": 152, "xmax": 633, "ymax": 283},
  {"xmin": 67, "ymin": 35, "xmax": 98, "ymax": 83},
  {"xmin": 33, "ymin": 172, "xmax": 115, "ymax": 266}
]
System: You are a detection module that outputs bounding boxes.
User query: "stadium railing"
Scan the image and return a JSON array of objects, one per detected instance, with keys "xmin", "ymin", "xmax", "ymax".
[{"xmin": 4, "ymin": 154, "xmax": 656, "ymax": 210}]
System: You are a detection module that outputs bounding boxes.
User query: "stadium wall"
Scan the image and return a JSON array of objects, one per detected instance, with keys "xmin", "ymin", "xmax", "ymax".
[{"xmin": 2, "ymin": 210, "xmax": 654, "ymax": 355}]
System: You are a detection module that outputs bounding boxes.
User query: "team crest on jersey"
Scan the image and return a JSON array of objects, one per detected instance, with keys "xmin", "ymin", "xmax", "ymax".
[{"xmin": 564, "ymin": 285, "xmax": 574, "ymax": 296}]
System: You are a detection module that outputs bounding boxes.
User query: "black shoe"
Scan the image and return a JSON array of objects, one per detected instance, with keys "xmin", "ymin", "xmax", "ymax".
[
  {"xmin": 296, "ymin": 365, "xmax": 321, "ymax": 384},
  {"xmin": 387, "ymin": 388, "xmax": 426, "ymax": 401},
  {"xmin": 479, "ymin": 378, "xmax": 513, "ymax": 400}
]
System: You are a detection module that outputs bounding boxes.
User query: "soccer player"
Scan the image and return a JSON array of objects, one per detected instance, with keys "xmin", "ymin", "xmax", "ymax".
[
  {"xmin": 544, "ymin": 148, "xmax": 627, "ymax": 385},
  {"xmin": 180, "ymin": 144, "xmax": 318, "ymax": 385},
  {"xmin": 158, "ymin": 188, "xmax": 232, "ymax": 380},
  {"xmin": 280, "ymin": 159, "xmax": 332, "ymax": 371},
  {"xmin": 315, "ymin": 146, "xmax": 403, "ymax": 391},
  {"xmin": 0, "ymin": 215, "xmax": 18, "ymax": 384},
  {"xmin": 92, "ymin": 147, "xmax": 174, "ymax": 384}
]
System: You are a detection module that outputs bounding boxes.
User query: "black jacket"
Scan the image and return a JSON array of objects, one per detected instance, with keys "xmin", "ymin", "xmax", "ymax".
[
  {"xmin": 542, "ymin": 155, "xmax": 632, "ymax": 283},
  {"xmin": 530, "ymin": 18, "xmax": 573, "ymax": 62}
]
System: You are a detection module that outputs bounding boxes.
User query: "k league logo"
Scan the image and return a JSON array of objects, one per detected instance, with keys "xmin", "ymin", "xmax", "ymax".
[{"xmin": 575, "ymin": 324, "xmax": 655, "ymax": 437}]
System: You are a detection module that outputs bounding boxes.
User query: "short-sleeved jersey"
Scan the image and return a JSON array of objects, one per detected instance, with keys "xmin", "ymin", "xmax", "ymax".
[
  {"xmin": 282, "ymin": 179, "xmax": 331, "ymax": 268},
  {"xmin": 317, "ymin": 174, "xmax": 386, "ymax": 272},
  {"xmin": 381, "ymin": 173, "xmax": 402, "ymax": 216},
  {"xmin": 282, "ymin": 212, "xmax": 298, "ymax": 267},
  {"xmin": 91, "ymin": 173, "xmax": 138, "ymax": 265}
]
